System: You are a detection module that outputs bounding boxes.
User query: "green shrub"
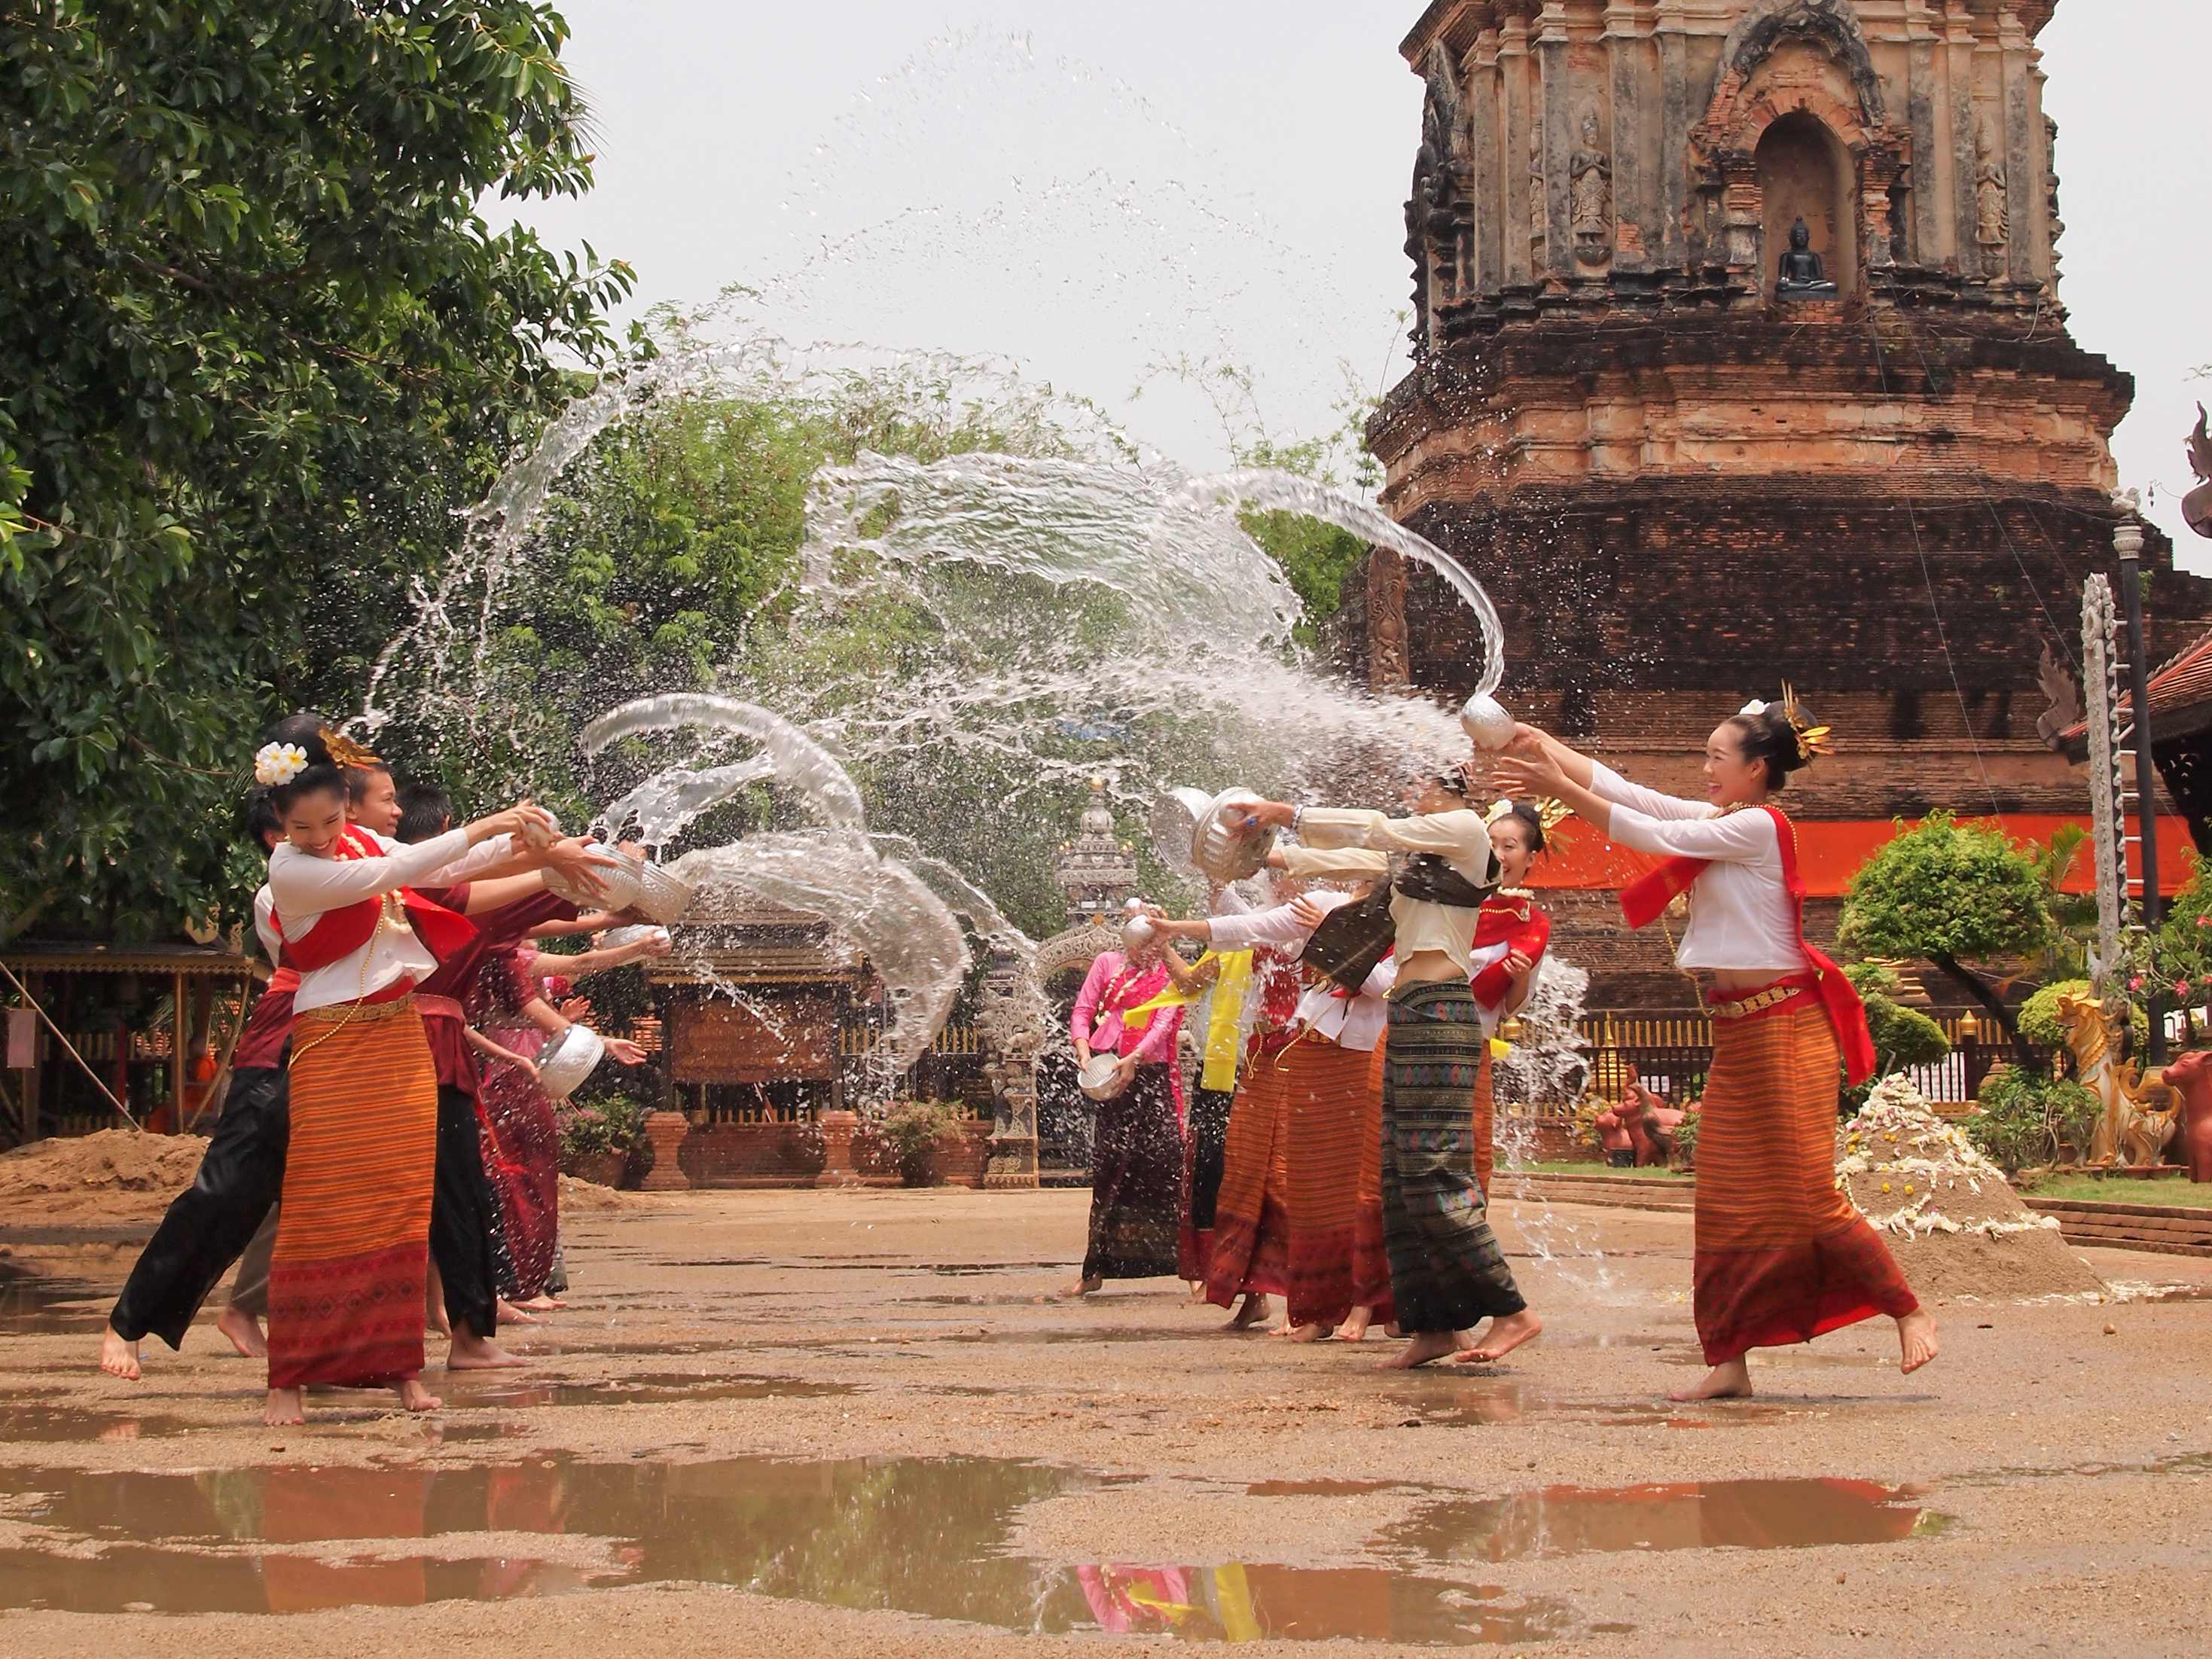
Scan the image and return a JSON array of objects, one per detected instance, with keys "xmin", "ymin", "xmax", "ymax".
[
  {"xmin": 879, "ymin": 1098, "xmax": 966, "ymax": 1158},
  {"xmin": 557, "ymin": 1093, "xmax": 648, "ymax": 1163},
  {"xmin": 1966, "ymin": 1069, "xmax": 2098, "ymax": 1174},
  {"xmin": 1669, "ymin": 1108, "xmax": 1700, "ymax": 1171},
  {"xmin": 2018, "ymin": 980, "xmax": 2148, "ymax": 1054}
]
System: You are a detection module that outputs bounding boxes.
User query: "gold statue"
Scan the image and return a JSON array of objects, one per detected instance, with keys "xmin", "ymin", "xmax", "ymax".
[{"xmin": 2052, "ymin": 992, "xmax": 2180, "ymax": 1166}]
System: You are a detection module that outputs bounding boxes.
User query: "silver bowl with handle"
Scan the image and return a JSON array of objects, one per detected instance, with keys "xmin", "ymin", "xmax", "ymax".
[
  {"xmin": 1191, "ymin": 788, "xmax": 1277, "ymax": 883},
  {"xmin": 534, "ymin": 1023, "xmax": 607, "ymax": 1101},
  {"xmin": 624, "ymin": 853, "xmax": 695, "ymax": 926},
  {"xmin": 1146, "ymin": 787, "xmax": 1215, "ymax": 880},
  {"xmin": 543, "ymin": 840, "xmax": 642, "ymax": 913},
  {"xmin": 1076, "ymin": 1054, "xmax": 1129, "ymax": 1102}
]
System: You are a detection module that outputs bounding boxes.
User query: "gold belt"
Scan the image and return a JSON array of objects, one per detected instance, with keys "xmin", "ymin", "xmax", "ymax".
[
  {"xmin": 1707, "ymin": 984, "xmax": 1802, "ymax": 1021},
  {"xmin": 295, "ymin": 992, "xmax": 418, "ymax": 1027}
]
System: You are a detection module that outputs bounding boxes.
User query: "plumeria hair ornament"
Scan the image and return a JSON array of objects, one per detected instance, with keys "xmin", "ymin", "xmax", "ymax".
[{"xmin": 253, "ymin": 743, "xmax": 308, "ymax": 787}]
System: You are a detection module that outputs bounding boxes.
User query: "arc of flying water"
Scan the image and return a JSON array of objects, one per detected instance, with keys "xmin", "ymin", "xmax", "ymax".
[
  {"xmin": 593, "ymin": 755, "xmax": 780, "ymax": 849},
  {"xmin": 1173, "ymin": 468, "xmax": 1506, "ymax": 699},
  {"xmin": 581, "ymin": 694, "xmax": 984, "ymax": 1079}
]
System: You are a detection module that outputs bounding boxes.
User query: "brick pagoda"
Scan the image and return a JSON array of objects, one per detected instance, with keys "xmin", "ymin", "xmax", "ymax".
[{"xmin": 1359, "ymin": 0, "xmax": 2211, "ymax": 1011}]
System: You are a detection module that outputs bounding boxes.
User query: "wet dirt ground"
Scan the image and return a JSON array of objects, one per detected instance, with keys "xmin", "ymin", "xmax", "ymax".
[{"xmin": 2, "ymin": 1187, "xmax": 2208, "ymax": 1655}]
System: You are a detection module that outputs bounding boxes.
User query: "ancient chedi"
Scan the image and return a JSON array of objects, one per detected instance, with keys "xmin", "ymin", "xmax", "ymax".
[{"xmin": 1361, "ymin": 1, "xmax": 2212, "ymax": 1009}]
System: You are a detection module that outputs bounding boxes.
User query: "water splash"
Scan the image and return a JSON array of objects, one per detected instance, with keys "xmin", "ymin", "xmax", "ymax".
[{"xmin": 584, "ymin": 694, "xmax": 868, "ymax": 831}]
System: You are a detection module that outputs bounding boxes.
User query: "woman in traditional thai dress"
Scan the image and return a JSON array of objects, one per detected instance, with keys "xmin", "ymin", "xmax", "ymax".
[
  {"xmin": 1464, "ymin": 802, "xmax": 1556, "ymax": 1197},
  {"xmin": 1160, "ymin": 883, "xmax": 1260, "ymax": 1293},
  {"xmin": 1491, "ymin": 697, "xmax": 1937, "ymax": 1398},
  {"xmin": 1153, "ymin": 883, "xmax": 1399, "ymax": 1340},
  {"xmin": 255, "ymin": 725, "xmax": 548, "ymax": 1426},
  {"xmin": 1238, "ymin": 769, "xmax": 1542, "ymax": 1368},
  {"xmin": 468, "ymin": 935, "xmax": 656, "ymax": 1305},
  {"xmin": 1065, "ymin": 935, "xmax": 1188, "ymax": 1295}
]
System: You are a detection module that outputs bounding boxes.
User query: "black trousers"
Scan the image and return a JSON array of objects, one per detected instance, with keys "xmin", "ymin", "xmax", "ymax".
[
  {"xmin": 108, "ymin": 1066, "xmax": 289, "ymax": 1348},
  {"xmin": 429, "ymin": 1083, "xmax": 502, "ymax": 1340},
  {"xmin": 109, "ymin": 1070, "xmax": 507, "ymax": 1348}
]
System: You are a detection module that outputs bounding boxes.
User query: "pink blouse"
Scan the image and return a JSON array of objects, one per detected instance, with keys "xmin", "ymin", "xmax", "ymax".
[{"xmin": 1070, "ymin": 951, "xmax": 1182, "ymax": 1063}]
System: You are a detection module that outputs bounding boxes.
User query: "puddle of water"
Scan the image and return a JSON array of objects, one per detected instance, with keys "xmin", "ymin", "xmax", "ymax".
[
  {"xmin": 1390, "ymin": 1478, "xmax": 1938, "ymax": 1561},
  {"xmin": 1658, "ymin": 1347, "xmax": 1890, "ymax": 1370},
  {"xmin": 0, "ymin": 1276, "xmax": 109, "ymax": 1336},
  {"xmin": 0, "ymin": 1405, "xmax": 200, "ymax": 1442},
  {"xmin": 0, "ymin": 1454, "xmax": 1575, "ymax": 1642},
  {"xmin": 1246, "ymin": 1479, "xmax": 1403, "ymax": 1498},
  {"xmin": 1378, "ymin": 1378, "xmax": 1789, "ymax": 1429},
  {"xmin": 438, "ymin": 1371, "xmax": 854, "ymax": 1409},
  {"xmin": 944, "ymin": 1327, "xmax": 1209, "ymax": 1346}
]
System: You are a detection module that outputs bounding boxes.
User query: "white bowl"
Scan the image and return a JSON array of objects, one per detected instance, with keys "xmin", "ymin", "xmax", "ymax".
[
  {"xmin": 1460, "ymin": 692, "xmax": 1517, "ymax": 751},
  {"xmin": 600, "ymin": 924, "xmax": 670, "ymax": 953},
  {"xmin": 1121, "ymin": 913, "xmax": 1158, "ymax": 950},
  {"xmin": 543, "ymin": 840, "xmax": 642, "ymax": 912},
  {"xmin": 1192, "ymin": 788, "xmax": 1277, "ymax": 883},
  {"xmin": 1076, "ymin": 1054, "xmax": 1128, "ymax": 1102},
  {"xmin": 535, "ymin": 1023, "xmax": 607, "ymax": 1100}
]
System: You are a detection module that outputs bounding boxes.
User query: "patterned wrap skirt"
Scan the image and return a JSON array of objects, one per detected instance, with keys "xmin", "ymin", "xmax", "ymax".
[
  {"xmin": 1379, "ymin": 981, "xmax": 1526, "ymax": 1334},
  {"xmin": 267, "ymin": 998, "xmax": 438, "ymax": 1389},
  {"xmin": 478, "ymin": 1023, "xmax": 561, "ymax": 1301},
  {"xmin": 1178, "ymin": 1086, "xmax": 1235, "ymax": 1282},
  {"xmin": 1082, "ymin": 1062, "xmax": 1184, "ymax": 1281},
  {"xmin": 1207, "ymin": 1037, "xmax": 1390, "ymax": 1328},
  {"xmin": 1694, "ymin": 999, "xmax": 1920, "ymax": 1364}
]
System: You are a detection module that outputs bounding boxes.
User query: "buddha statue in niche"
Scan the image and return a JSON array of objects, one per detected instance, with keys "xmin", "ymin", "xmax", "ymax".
[{"xmin": 1775, "ymin": 216, "xmax": 1840, "ymax": 300}]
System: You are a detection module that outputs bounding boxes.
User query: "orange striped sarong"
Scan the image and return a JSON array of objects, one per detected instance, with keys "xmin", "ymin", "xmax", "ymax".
[
  {"xmin": 1208, "ymin": 1038, "xmax": 1388, "ymax": 1328},
  {"xmin": 267, "ymin": 998, "xmax": 438, "ymax": 1389},
  {"xmin": 1694, "ymin": 999, "xmax": 1918, "ymax": 1365}
]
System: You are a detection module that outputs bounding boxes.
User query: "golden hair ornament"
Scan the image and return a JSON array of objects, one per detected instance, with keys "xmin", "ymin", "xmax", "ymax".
[
  {"xmin": 318, "ymin": 726, "xmax": 383, "ymax": 771},
  {"xmin": 1777, "ymin": 684, "xmax": 1834, "ymax": 761}
]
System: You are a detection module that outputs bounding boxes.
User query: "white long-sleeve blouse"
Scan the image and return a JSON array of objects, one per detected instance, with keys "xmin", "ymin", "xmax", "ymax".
[
  {"xmin": 269, "ymin": 830, "xmax": 513, "ymax": 1013},
  {"xmin": 1587, "ymin": 762, "xmax": 1808, "ymax": 974}
]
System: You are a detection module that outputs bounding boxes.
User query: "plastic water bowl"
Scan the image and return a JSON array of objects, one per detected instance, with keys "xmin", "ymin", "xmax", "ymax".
[
  {"xmin": 544, "ymin": 842, "xmax": 641, "ymax": 912},
  {"xmin": 1077, "ymin": 1054, "xmax": 1128, "ymax": 1102},
  {"xmin": 534, "ymin": 1023, "xmax": 607, "ymax": 1100},
  {"xmin": 625, "ymin": 854, "xmax": 695, "ymax": 926},
  {"xmin": 600, "ymin": 923, "xmax": 670, "ymax": 953},
  {"xmin": 1192, "ymin": 788, "xmax": 1277, "ymax": 883}
]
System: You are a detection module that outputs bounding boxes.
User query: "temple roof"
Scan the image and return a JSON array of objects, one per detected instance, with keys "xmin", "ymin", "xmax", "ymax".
[{"xmin": 2058, "ymin": 626, "xmax": 2212, "ymax": 758}]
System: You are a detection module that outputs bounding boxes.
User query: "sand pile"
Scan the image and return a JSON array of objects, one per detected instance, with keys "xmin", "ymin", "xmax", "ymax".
[
  {"xmin": 1836, "ymin": 1078, "xmax": 2104, "ymax": 1301},
  {"xmin": 558, "ymin": 1173, "xmax": 648, "ymax": 1212},
  {"xmin": 0, "ymin": 1130, "xmax": 209, "ymax": 1226}
]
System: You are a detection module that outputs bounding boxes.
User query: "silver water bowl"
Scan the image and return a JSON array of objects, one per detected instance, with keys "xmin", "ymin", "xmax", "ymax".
[
  {"xmin": 1121, "ymin": 913, "xmax": 1158, "ymax": 950},
  {"xmin": 534, "ymin": 1023, "xmax": 607, "ymax": 1101},
  {"xmin": 1077, "ymin": 1054, "xmax": 1129, "ymax": 1102},
  {"xmin": 600, "ymin": 923, "xmax": 670, "ymax": 953},
  {"xmin": 1192, "ymin": 788, "xmax": 1277, "ymax": 883},
  {"xmin": 1147, "ymin": 787, "xmax": 1215, "ymax": 879},
  {"xmin": 1460, "ymin": 692, "xmax": 1516, "ymax": 752},
  {"xmin": 544, "ymin": 841, "xmax": 641, "ymax": 912}
]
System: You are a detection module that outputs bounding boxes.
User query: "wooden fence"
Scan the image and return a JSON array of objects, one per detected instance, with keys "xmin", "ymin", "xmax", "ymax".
[{"xmin": 1576, "ymin": 1012, "xmax": 2029, "ymax": 1105}]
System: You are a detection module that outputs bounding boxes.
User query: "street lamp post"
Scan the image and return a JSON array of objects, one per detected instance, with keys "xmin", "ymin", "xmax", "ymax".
[{"xmin": 2114, "ymin": 516, "xmax": 2164, "ymax": 1065}]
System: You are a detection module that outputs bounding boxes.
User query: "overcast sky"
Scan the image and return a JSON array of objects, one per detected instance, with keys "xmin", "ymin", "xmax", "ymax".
[{"xmin": 506, "ymin": 2, "xmax": 2210, "ymax": 566}]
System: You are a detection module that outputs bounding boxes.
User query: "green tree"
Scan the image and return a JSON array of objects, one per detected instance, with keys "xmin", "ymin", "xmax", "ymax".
[
  {"xmin": 1838, "ymin": 813, "xmax": 2054, "ymax": 1070},
  {"xmin": 1839, "ymin": 960, "xmax": 1952, "ymax": 1106},
  {"xmin": 0, "ymin": 2, "xmax": 631, "ymax": 941}
]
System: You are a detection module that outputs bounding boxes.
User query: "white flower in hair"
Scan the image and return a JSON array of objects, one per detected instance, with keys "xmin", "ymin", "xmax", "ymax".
[
  {"xmin": 1738, "ymin": 699, "xmax": 1768, "ymax": 716},
  {"xmin": 254, "ymin": 743, "xmax": 308, "ymax": 786}
]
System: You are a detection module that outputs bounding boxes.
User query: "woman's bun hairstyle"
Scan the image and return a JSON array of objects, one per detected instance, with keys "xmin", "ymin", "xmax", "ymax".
[
  {"xmin": 1725, "ymin": 703, "xmax": 1814, "ymax": 791},
  {"xmin": 259, "ymin": 712, "xmax": 346, "ymax": 813}
]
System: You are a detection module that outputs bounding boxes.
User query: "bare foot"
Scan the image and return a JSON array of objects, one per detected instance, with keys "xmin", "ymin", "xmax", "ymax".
[
  {"xmin": 1185, "ymin": 1282, "xmax": 1208, "ymax": 1305},
  {"xmin": 99, "ymin": 1328, "xmax": 142, "ymax": 1381},
  {"xmin": 520, "ymin": 1294, "xmax": 566, "ymax": 1311},
  {"xmin": 1275, "ymin": 1322, "xmax": 1327, "ymax": 1343},
  {"xmin": 1225, "ymin": 1292, "xmax": 1270, "ymax": 1331},
  {"xmin": 496, "ymin": 1299, "xmax": 543, "ymax": 1327},
  {"xmin": 446, "ymin": 1325, "xmax": 529, "ymax": 1370},
  {"xmin": 1897, "ymin": 1309, "xmax": 1939, "ymax": 1374},
  {"xmin": 1668, "ymin": 1356, "xmax": 1754, "ymax": 1401},
  {"xmin": 1056, "ymin": 1276, "xmax": 1103, "ymax": 1300},
  {"xmin": 396, "ymin": 1377, "xmax": 444, "ymax": 1412},
  {"xmin": 215, "ymin": 1304, "xmax": 267, "ymax": 1359},
  {"xmin": 1332, "ymin": 1307, "xmax": 1374, "ymax": 1343},
  {"xmin": 425, "ymin": 1261, "xmax": 452, "ymax": 1337},
  {"xmin": 1376, "ymin": 1331, "xmax": 1469, "ymax": 1370},
  {"xmin": 1457, "ymin": 1310, "xmax": 1543, "ymax": 1365},
  {"xmin": 264, "ymin": 1387, "xmax": 305, "ymax": 1426}
]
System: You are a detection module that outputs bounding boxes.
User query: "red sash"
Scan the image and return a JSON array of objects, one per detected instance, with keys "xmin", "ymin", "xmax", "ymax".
[
  {"xmin": 1468, "ymin": 895, "xmax": 1551, "ymax": 1011},
  {"xmin": 275, "ymin": 828, "xmax": 478, "ymax": 973},
  {"xmin": 1618, "ymin": 806, "xmax": 1876, "ymax": 1084}
]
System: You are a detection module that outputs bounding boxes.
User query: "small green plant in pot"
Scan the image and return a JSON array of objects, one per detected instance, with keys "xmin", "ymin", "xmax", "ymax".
[
  {"xmin": 1966, "ymin": 1068, "xmax": 2098, "ymax": 1175},
  {"xmin": 878, "ymin": 1099, "xmax": 966, "ymax": 1187}
]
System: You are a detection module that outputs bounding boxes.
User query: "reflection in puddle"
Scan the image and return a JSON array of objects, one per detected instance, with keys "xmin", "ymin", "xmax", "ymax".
[
  {"xmin": 0, "ymin": 1404, "xmax": 198, "ymax": 1442},
  {"xmin": 0, "ymin": 1455, "xmax": 1571, "ymax": 1642},
  {"xmin": 1392, "ymin": 1478, "xmax": 1939, "ymax": 1561},
  {"xmin": 0, "ymin": 1274, "xmax": 108, "ymax": 1335},
  {"xmin": 1658, "ymin": 1347, "xmax": 1890, "ymax": 1370},
  {"xmin": 1381, "ymin": 1378, "xmax": 1788, "ymax": 1429},
  {"xmin": 439, "ymin": 1371, "xmax": 853, "ymax": 1409}
]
